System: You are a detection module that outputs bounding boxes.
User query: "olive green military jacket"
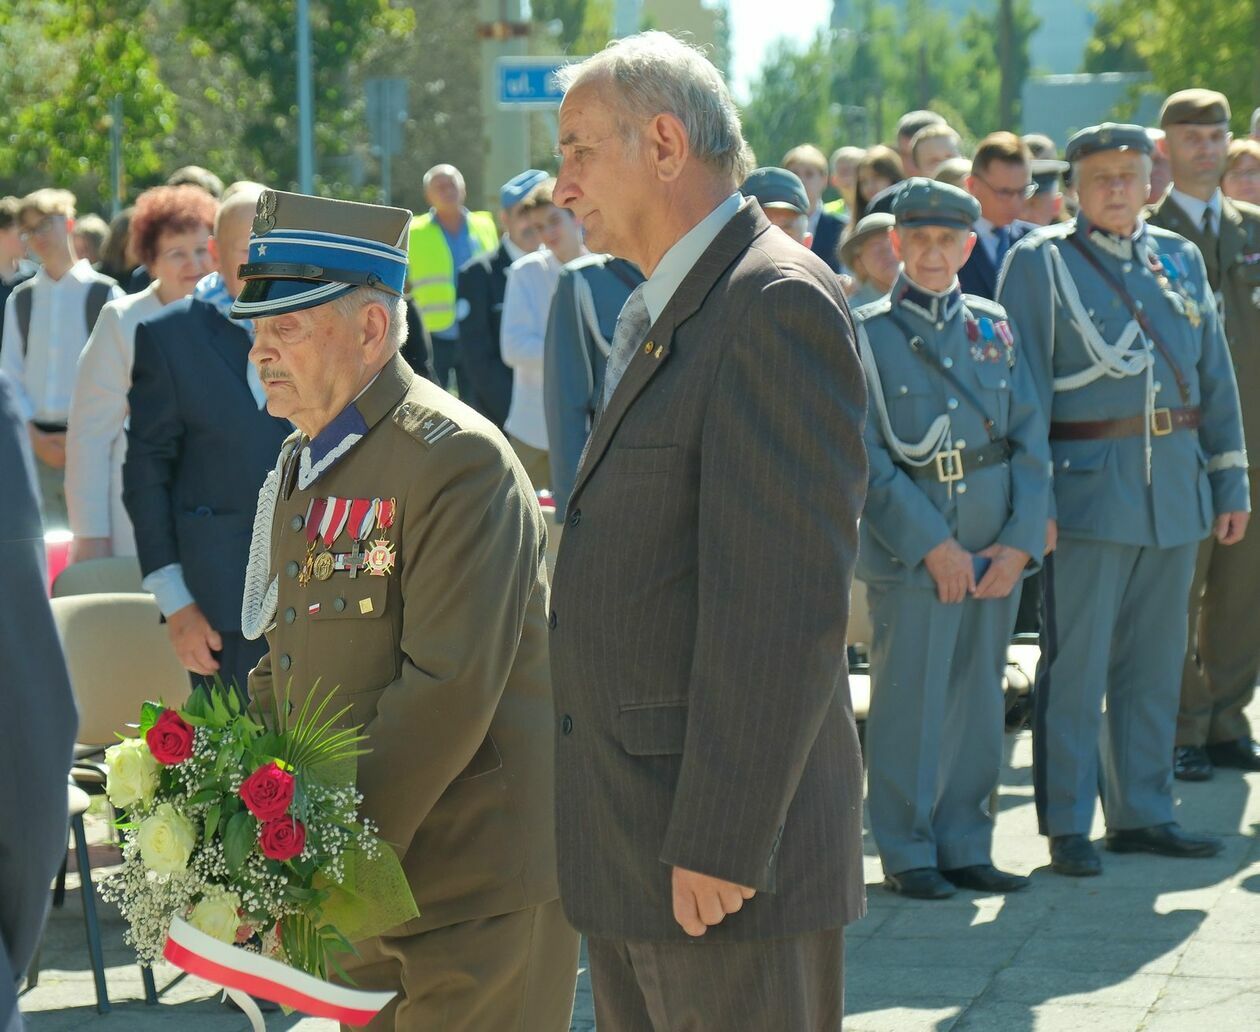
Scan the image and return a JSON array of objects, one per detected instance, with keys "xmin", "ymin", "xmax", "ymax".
[
  {"xmin": 1147, "ymin": 193, "xmax": 1260, "ymax": 453},
  {"xmin": 248, "ymin": 353, "xmax": 558, "ymax": 935}
]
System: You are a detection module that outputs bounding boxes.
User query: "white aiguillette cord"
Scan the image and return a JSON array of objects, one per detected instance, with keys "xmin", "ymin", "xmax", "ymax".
[
  {"xmin": 241, "ymin": 445, "xmax": 292, "ymax": 640},
  {"xmin": 222, "ymin": 988, "xmax": 266, "ymax": 1032}
]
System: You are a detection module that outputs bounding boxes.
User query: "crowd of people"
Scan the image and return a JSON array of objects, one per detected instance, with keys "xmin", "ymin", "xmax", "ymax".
[{"xmin": 4, "ymin": 25, "xmax": 1260, "ymax": 1031}]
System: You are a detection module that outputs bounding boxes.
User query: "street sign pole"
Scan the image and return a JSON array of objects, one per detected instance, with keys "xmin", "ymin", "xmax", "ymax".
[
  {"xmin": 478, "ymin": 0, "xmax": 531, "ymax": 210},
  {"xmin": 296, "ymin": 0, "xmax": 315, "ymax": 193}
]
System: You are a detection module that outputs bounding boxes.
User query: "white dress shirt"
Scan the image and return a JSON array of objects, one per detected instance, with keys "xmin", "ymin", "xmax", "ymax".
[
  {"xmin": 502, "ymin": 247, "xmax": 585, "ymax": 450},
  {"xmin": 1168, "ymin": 187, "xmax": 1223, "ymax": 236},
  {"xmin": 64, "ymin": 283, "xmax": 167, "ymax": 553},
  {"xmin": 641, "ymin": 192, "xmax": 742, "ymax": 324},
  {"xmin": 0, "ymin": 259, "xmax": 122, "ymax": 422}
]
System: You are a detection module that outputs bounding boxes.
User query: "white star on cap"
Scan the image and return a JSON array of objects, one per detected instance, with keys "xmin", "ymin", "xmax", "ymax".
[{"xmin": 257, "ymin": 244, "xmax": 267, "ymax": 256}]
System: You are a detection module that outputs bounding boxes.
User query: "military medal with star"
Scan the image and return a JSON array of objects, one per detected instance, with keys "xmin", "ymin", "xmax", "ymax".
[{"xmin": 363, "ymin": 497, "xmax": 398, "ymax": 577}]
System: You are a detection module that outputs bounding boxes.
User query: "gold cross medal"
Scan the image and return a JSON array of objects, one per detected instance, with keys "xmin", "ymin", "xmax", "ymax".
[
  {"xmin": 364, "ymin": 538, "xmax": 396, "ymax": 577},
  {"xmin": 1184, "ymin": 297, "xmax": 1201, "ymax": 329}
]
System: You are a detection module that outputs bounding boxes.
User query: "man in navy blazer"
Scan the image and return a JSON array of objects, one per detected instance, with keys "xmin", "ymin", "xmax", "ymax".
[
  {"xmin": 960, "ymin": 132, "xmax": 1037, "ymax": 299},
  {"xmin": 123, "ymin": 184, "xmax": 290, "ymax": 694}
]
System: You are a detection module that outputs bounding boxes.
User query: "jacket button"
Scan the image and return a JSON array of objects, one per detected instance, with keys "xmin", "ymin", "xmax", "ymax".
[
  {"xmin": 561, "ymin": 715, "xmax": 573, "ymax": 735},
  {"xmin": 284, "ymin": 607, "xmax": 296, "ymax": 624},
  {"xmin": 285, "ymin": 560, "xmax": 299, "ymax": 578},
  {"xmin": 334, "ymin": 597, "xmax": 346, "ymax": 612},
  {"xmin": 290, "ymin": 514, "xmax": 304, "ymax": 531},
  {"xmin": 549, "ymin": 610, "xmax": 558, "ymax": 629},
  {"xmin": 279, "ymin": 654, "xmax": 292, "ymax": 671},
  {"xmin": 569, "ymin": 508, "xmax": 582, "ymax": 527}
]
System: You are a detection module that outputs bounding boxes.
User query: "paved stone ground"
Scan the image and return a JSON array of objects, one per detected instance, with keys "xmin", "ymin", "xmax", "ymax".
[{"xmin": 19, "ymin": 700, "xmax": 1260, "ymax": 1031}]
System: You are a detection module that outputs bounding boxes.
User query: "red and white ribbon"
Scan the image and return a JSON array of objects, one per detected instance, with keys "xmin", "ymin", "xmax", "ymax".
[{"xmin": 163, "ymin": 917, "xmax": 395, "ymax": 1028}]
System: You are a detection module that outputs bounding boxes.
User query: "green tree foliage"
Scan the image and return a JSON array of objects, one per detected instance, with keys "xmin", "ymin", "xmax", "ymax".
[
  {"xmin": 174, "ymin": 0, "xmax": 413, "ymax": 194},
  {"xmin": 1084, "ymin": 0, "xmax": 1260, "ymax": 134},
  {"xmin": 0, "ymin": 1, "xmax": 179, "ymax": 209},
  {"xmin": 743, "ymin": 0, "xmax": 1038, "ymax": 164}
]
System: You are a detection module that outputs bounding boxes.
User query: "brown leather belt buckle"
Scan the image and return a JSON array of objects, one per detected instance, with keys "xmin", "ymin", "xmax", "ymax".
[
  {"xmin": 935, "ymin": 448, "xmax": 964, "ymax": 483},
  {"xmin": 1151, "ymin": 407, "xmax": 1173, "ymax": 436}
]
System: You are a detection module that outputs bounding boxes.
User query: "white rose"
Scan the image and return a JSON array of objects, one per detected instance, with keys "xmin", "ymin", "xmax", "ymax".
[
  {"xmin": 105, "ymin": 737, "xmax": 161, "ymax": 810},
  {"xmin": 188, "ymin": 887, "xmax": 244, "ymax": 944},
  {"xmin": 137, "ymin": 803, "xmax": 197, "ymax": 875}
]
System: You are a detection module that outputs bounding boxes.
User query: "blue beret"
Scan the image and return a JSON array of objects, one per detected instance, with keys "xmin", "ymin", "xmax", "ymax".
[
  {"xmin": 500, "ymin": 169, "xmax": 549, "ymax": 210},
  {"xmin": 232, "ymin": 189, "xmax": 412, "ymax": 320},
  {"xmin": 1064, "ymin": 123, "xmax": 1153, "ymax": 164},
  {"xmin": 892, "ymin": 177, "xmax": 979, "ymax": 229},
  {"xmin": 741, "ymin": 166, "xmax": 810, "ymax": 215}
]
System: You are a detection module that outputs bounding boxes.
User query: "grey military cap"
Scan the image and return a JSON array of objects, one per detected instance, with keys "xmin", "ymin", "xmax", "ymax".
[
  {"xmin": 1064, "ymin": 123, "xmax": 1154, "ymax": 164},
  {"xmin": 891, "ymin": 177, "xmax": 980, "ymax": 229},
  {"xmin": 741, "ymin": 166, "xmax": 810, "ymax": 215}
]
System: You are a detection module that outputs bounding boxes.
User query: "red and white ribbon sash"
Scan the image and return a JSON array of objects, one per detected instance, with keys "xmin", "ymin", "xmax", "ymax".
[{"xmin": 163, "ymin": 917, "xmax": 395, "ymax": 1027}]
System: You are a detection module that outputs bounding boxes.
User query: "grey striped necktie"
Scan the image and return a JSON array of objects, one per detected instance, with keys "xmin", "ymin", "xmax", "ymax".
[{"xmin": 602, "ymin": 284, "xmax": 651, "ymax": 407}]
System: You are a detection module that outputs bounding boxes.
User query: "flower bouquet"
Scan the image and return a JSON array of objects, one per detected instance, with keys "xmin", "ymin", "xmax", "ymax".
[{"xmin": 100, "ymin": 681, "xmax": 417, "ymax": 1026}]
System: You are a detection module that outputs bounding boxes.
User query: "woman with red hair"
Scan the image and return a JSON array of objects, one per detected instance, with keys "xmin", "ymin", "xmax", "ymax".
[{"xmin": 66, "ymin": 184, "xmax": 217, "ymax": 561}]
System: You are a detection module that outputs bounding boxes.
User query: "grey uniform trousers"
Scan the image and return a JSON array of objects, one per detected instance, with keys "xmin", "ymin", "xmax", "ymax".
[
  {"xmin": 1179, "ymin": 471, "xmax": 1260, "ymax": 747},
  {"xmin": 864, "ymin": 582, "xmax": 1019, "ymax": 875},
  {"xmin": 1034, "ymin": 537, "xmax": 1198, "ymax": 837},
  {"xmin": 587, "ymin": 928, "xmax": 844, "ymax": 1032}
]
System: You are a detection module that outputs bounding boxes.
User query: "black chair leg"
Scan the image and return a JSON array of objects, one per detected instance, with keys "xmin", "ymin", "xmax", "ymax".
[
  {"xmin": 52, "ymin": 850, "xmax": 68, "ymax": 909},
  {"xmin": 72, "ymin": 811, "xmax": 110, "ymax": 1014},
  {"xmin": 142, "ymin": 964, "xmax": 158, "ymax": 1005}
]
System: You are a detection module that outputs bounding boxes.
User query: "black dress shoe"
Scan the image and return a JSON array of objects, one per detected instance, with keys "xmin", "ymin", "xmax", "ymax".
[
  {"xmin": 1205, "ymin": 737, "xmax": 1260, "ymax": 771},
  {"xmin": 1049, "ymin": 834, "xmax": 1102, "ymax": 877},
  {"xmin": 884, "ymin": 867, "xmax": 957, "ymax": 899},
  {"xmin": 1174, "ymin": 745, "xmax": 1214, "ymax": 781},
  {"xmin": 1105, "ymin": 822, "xmax": 1223, "ymax": 858},
  {"xmin": 941, "ymin": 864, "xmax": 1031, "ymax": 893}
]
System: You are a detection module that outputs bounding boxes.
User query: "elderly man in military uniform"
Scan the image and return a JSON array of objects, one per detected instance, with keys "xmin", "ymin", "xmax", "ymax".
[
  {"xmin": 237, "ymin": 190, "xmax": 578, "ymax": 1030},
  {"xmin": 998, "ymin": 124, "xmax": 1250, "ymax": 877},
  {"xmin": 842, "ymin": 212, "xmax": 899, "ymax": 307},
  {"xmin": 1146, "ymin": 90, "xmax": 1260, "ymax": 782},
  {"xmin": 741, "ymin": 166, "xmax": 813, "ymax": 246},
  {"xmin": 856, "ymin": 179, "xmax": 1050, "ymax": 900}
]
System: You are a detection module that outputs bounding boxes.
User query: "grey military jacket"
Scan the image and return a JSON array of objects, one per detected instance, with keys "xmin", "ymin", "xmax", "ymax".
[
  {"xmin": 998, "ymin": 214, "xmax": 1249, "ymax": 548},
  {"xmin": 855, "ymin": 275, "xmax": 1051, "ymax": 589}
]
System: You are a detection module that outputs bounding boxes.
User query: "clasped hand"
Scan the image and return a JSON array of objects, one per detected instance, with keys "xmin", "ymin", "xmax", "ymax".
[{"xmin": 923, "ymin": 538, "xmax": 1030, "ymax": 603}]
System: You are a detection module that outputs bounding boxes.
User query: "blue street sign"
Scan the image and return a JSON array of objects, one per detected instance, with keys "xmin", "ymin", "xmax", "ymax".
[{"xmin": 495, "ymin": 57, "xmax": 572, "ymax": 109}]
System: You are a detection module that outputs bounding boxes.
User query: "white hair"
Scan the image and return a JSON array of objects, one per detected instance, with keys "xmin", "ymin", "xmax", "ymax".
[
  {"xmin": 555, "ymin": 30, "xmax": 753, "ymax": 183},
  {"xmin": 422, "ymin": 164, "xmax": 465, "ymax": 193},
  {"xmin": 329, "ymin": 286, "xmax": 408, "ymax": 352},
  {"xmin": 1252, "ymin": 107, "xmax": 1260, "ymax": 135}
]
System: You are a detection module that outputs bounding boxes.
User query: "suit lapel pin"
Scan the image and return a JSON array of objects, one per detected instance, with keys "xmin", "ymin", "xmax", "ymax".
[{"xmin": 643, "ymin": 340, "xmax": 654, "ymax": 354}]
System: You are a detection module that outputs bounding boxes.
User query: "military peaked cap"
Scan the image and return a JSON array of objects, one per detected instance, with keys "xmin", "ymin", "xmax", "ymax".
[
  {"xmin": 1065, "ymin": 123, "xmax": 1153, "ymax": 163},
  {"xmin": 892, "ymin": 177, "xmax": 979, "ymax": 229},
  {"xmin": 1160, "ymin": 89, "xmax": 1232, "ymax": 128},
  {"xmin": 232, "ymin": 190, "xmax": 412, "ymax": 319}
]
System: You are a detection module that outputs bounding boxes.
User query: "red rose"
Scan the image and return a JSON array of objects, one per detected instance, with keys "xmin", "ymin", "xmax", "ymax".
[
  {"xmin": 239, "ymin": 762, "xmax": 296, "ymax": 821},
  {"xmin": 145, "ymin": 709, "xmax": 195, "ymax": 765},
  {"xmin": 259, "ymin": 817, "xmax": 306, "ymax": 861}
]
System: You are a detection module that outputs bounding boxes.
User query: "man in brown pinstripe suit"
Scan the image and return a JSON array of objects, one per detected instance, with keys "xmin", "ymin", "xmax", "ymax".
[{"xmin": 549, "ymin": 31, "xmax": 869, "ymax": 1031}]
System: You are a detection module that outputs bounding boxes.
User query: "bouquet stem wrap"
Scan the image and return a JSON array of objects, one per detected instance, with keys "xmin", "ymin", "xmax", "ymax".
[{"xmin": 164, "ymin": 917, "xmax": 395, "ymax": 1027}]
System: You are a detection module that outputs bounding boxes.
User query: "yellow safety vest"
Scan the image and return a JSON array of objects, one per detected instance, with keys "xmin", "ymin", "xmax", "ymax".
[
  {"xmin": 824, "ymin": 197, "xmax": 847, "ymax": 218},
  {"xmin": 407, "ymin": 210, "xmax": 499, "ymax": 334}
]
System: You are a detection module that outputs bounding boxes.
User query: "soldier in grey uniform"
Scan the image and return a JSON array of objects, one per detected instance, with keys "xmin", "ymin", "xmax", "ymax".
[
  {"xmin": 998, "ymin": 124, "xmax": 1250, "ymax": 877},
  {"xmin": 543, "ymin": 253, "xmax": 643, "ymax": 520},
  {"xmin": 857, "ymin": 179, "xmax": 1051, "ymax": 900}
]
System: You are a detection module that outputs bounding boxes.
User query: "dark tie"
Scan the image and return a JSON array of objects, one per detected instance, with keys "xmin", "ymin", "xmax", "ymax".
[
  {"xmin": 995, "ymin": 225, "xmax": 1012, "ymax": 267},
  {"xmin": 1201, "ymin": 206, "xmax": 1216, "ymax": 244}
]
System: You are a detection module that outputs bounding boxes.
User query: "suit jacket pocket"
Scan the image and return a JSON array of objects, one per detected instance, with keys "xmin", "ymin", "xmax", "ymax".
[
  {"xmin": 618, "ymin": 702, "xmax": 688, "ymax": 756},
  {"xmin": 452, "ymin": 733, "xmax": 503, "ymax": 782},
  {"xmin": 605, "ymin": 444, "xmax": 678, "ymax": 476}
]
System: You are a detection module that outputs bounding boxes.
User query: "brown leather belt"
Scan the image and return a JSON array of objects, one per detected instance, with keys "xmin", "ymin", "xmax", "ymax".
[
  {"xmin": 1049, "ymin": 406, "xmax": 1200, "ymax": 441},
  {"xmin": 900, "ymin": 438, "xmax": 1012, "ymax": 483}
]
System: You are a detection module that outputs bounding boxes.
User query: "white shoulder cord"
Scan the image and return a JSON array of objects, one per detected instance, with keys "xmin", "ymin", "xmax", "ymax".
[
  {"xmin": 857, "ymin": 321, "xmax": 953, "ymax": 467},
  {"xmin": 575, "ymin": 272, "xmax": 612, "ymax": 359},
  {"xmin": 240, "ymin": 444, "xmax": 291, "ymax": 640},
  {"xmin": 1043, "ymin": 242, "xmax": 1156, "ymax": 481}
]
